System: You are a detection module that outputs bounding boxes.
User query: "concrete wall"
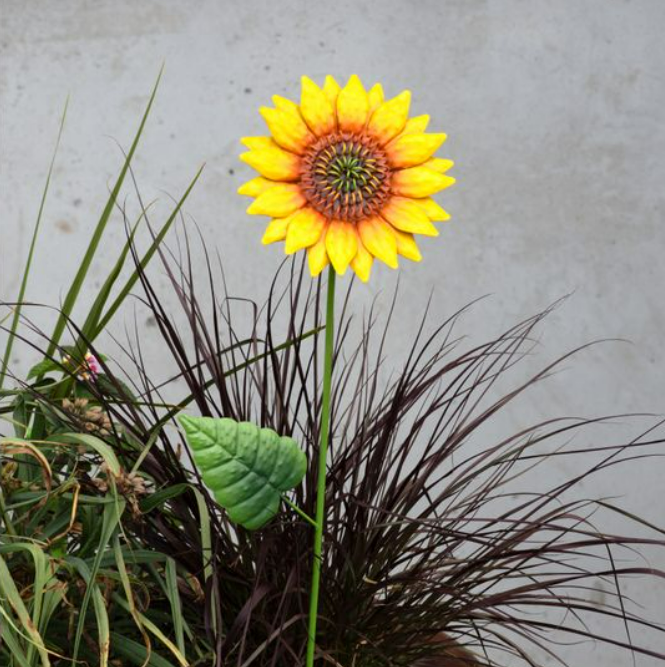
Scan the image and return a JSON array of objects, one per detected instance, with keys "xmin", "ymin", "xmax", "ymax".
[{"xmin": 1, "ymin": 1, "xmax": 664, "ymax": 664}]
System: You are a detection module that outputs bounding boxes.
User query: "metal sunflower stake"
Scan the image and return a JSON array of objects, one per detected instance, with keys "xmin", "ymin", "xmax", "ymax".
[{"xmin": 181, "ymin": 74, "xmax": 455, "ymax": 665}]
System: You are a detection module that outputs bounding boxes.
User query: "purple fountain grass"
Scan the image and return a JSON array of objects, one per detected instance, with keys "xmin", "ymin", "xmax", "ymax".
[{"xmin": 3, "ymin": 233, "xmax": 663, "ymax": 667}]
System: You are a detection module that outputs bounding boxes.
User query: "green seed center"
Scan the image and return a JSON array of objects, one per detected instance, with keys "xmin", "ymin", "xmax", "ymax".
[
  {"xmin": 328, "ymin": 154, "xmax": 375, "ymax": 193},
  {"xmin": 313, "ymin": 141, "xmax": 384, "ymax": 196}
]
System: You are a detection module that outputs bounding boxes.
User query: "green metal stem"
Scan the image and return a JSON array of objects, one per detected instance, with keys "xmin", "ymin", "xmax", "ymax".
[
  {"xmin": 306, "ymin": 267, "xmax": 336, "ymax": 667},
  {"xmin": 283, "ymin": 496, "xmax": 318, "ymax": 528}
]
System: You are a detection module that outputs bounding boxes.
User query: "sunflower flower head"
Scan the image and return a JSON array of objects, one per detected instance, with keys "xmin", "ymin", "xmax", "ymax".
[{"xmin": 239, "ymin": 75, "xmax": 455, "ymax": 282}]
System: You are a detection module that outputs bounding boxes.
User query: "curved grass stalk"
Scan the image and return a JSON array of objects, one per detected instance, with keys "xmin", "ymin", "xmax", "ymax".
[{"xmin": 0, "ymin": 98, "xmax": 68, "ymax": 390}]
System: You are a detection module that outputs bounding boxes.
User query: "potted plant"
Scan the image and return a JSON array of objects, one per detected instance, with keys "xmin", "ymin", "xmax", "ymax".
[{"xmin": 1, "ymin": 74, "xmax": 663, "ymax": 667}]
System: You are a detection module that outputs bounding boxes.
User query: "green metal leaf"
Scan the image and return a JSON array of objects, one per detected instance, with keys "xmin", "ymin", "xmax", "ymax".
[{"xmin": 178, "ymin": 415, "xmax": 306, "ymax": 530}]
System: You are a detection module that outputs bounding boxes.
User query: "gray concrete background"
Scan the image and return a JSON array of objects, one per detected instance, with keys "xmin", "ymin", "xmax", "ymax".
[{"xmin": 1, "ymin": 0, "xmax": 664, "ymax": 664}]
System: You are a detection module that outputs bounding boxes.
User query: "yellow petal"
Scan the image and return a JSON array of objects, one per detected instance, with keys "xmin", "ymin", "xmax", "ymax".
[
  {"xmin": 415, "ymin": 197, "xmax": 451, "ymax": 221},
  {"xmin": 387, "ymin": 133, "xmax": 447, "ymax": 168},
  {"xmin": 322, "ymin": 75, "xmax": 341, "ymax": 109},
  {"xmin": 381, "ymin": 197, "xmax": 439, "ymax": 236},
  {"xmin": 391, "ymin": 168, "xmax": 455, "ymax": 198},
  {"xmin": 399, "ymin": 114, "xmax": 430, "ymax": 136},
  {"xmin": 262, "ymin": 216, "xmax": 293, "ymax": 245},
  {"xmin": 422, "ymin": 157, "xmax": 454, "ymax": 173},
  {"xmin": 367, "ymin": 90, "xmax": 411, "ymax": 144},
  {"xmin": 300, "ymin": 76, "xmax": 336, "ymax": 136},
  {"xmin": 238, "ymin": 177, "xmax": 275, "ymax": 197},
  {"xmin": 325, "ymin": 220, "xmax": 358, "ymax": 274},
  {"xmin": 260, "ymin": 106, "xmax": 314, "ymax": 154},
  {"xmin": 241, "ymin": 136, "xmax": 277, "ymax": 150},
  {"xmin": 368, "ymin": 83, "xmax": 384, "ymax": 111},
  {"xmin": 357, "ymin": 216, "xmax": 398, "ymax": 268},
  {"xmin": 350, "ymin": 240, "xmax": 374, "ymax": 282},
  {"xmin": 284, "ymin": 207, "xmax": 327, "ymax": 254},
  {"xmin": 390, "ymin": 226, "xmax": 423, "ymax": 262},
  {"xmin": 240, "ymin": 146, "xmax": 301, "ymax": 181},
  {"xmin": 272, "ymin": 95, "xmax": 300, "ymax": 115},
  {"xmin": 337, "ymin": 75, "xmax": 369, "ymax": 133},
  {"xmin": 308, "ymin": 234, "xmax": 330, "ymax": 277},
  {"xmin": 247, "ymin": 184, "xmax": 306, "ymax": 217}
]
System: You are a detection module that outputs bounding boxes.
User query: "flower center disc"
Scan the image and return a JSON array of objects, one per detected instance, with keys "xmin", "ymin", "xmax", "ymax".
[{"xmin": 300, "ymin": 132, "xmax": 391, "ymax": 222}]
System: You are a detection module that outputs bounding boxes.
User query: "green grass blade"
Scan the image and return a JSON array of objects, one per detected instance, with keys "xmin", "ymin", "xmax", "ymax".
[
  {"xmin": 93, "ymin": 163, "xmax": 205, "ymax": 338},
  {"xmin": 138, "ymin": 483, "xmax": 190, "ymax": 513},
  {"xmin": 91, "ymin": 583, "xmax": 111, "ymax": 667},
  {"xmin": 192, "ymin": 488, "xmax": 216, "ymax": 636},
  {"xmin": 112, "ymin": 595, "xmax": 188, "ymax": 667},
  {"xmin": 76, "ymin": 206, "xmax": 152, "ymax": 347},
  {"xmin": 112, "ymin": 535, "xmax": 152, "ymax": 663},
  {"xmin": 109, "ymin": 633, "xmax": 180, "ymax": 667},
  {"xmin": 97, "ymin": 548, "xmax": 167, "ymax": 568},
  {"xmin": 0, "ymin": 554, "xmax": 50, "ymax": 666},
  {"xmin": 1, "ymin": 543, "xmax": 54, "ymax": 665},
  {"xmin": 0, "ymin": 608, "xmax": 33, "ymax": 667},
  {"xmin": 46, "ymin": 67, "xmax": 163, "ymax": 358},
  {"xmin": 48, "ymin": 432, "xmax": 121, "ymax": 475},
  {"xmin": 117, "ymin": 543, "xmax": 194, "ymax": 652},
  {"xmin": 0, "ymin": 98, "xmax": 68, "ymax": 390},
  {"xmin": 67, "ymin": 558, "xmax": 111, "ymax": 667},
  {"xmin": 165, "ymin": 558, "xmax": 185, "ymax": 657},
  {"xmin": 144, "ymin": 560, "xmax": 195, "ymax": 647},
  {"xmin": 70, "ymin": 497, "xmax": 125, "ymax": 663},
  {"xmin": 34, "ymin": 578, "xmax": 66, "ymax": 644}
]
